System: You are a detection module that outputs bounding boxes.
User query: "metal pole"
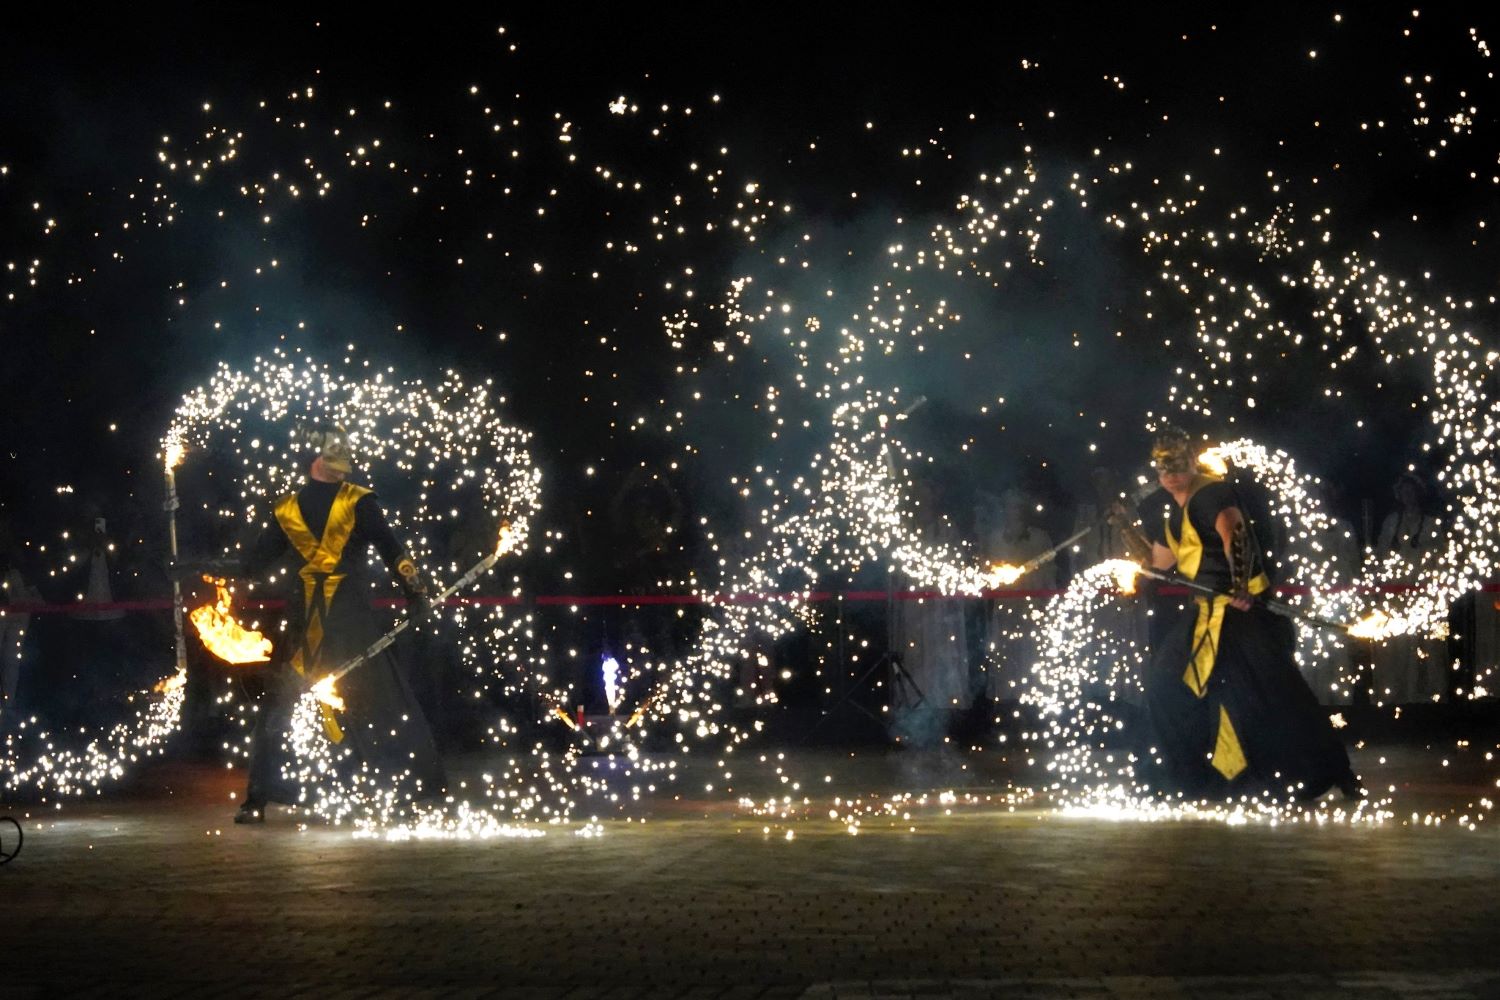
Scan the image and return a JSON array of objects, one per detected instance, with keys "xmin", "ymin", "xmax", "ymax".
[
  {"xmin": 1134, "ymin": 566, "xmax": 1355, "ymax": 633},
  {"xmin": 320, "ymin": 531, "xmax": 510, "ymax": 687},
  {"xmin": 163, "ymin": 457, "xmax": 189, "ymax": 674}
]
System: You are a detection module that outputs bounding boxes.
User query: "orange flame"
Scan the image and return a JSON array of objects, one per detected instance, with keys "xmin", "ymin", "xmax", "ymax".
[
  {"xmin": 988, "ymin": 563, "xmax": 1025, "ymax": 587},
  {"xmin": 310, "ymin": 675, "xmax": 345, "ymax": 712},
  {"xmin": 552, "ymin": 705, "xmax": 581, "ymax": 731},
  {"xmin": 1347, "ymin": 610, "xmax": 1391, "ymax": 640},
  {"xmin": 1105, "ymin": 559, "xmax": 1141, "ymax": 595},
  {"xmin": 153, "ymin": 669, "xmax": 188, "ymax": 695},
  {"xmin": 495, "ymin": 519, "xmax": 516, "ymax": 556},
  {"xmin": 189, "ymin": 576, "xmax": 272, "ymax": 664},
  {"xmin": 1198, "ymin": 447, "xmax": 1229, "ymax": 476}
]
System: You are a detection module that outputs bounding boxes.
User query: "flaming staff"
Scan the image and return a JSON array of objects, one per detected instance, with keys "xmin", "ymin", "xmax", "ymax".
[
  {"xmin": 987, "ymin": 524, "xmax": 1093, "ymax": 587},
  {"xmin": 987, "ymin": 482, "xmax": 1156, "ymax": 588},
  {"xmin": 313, "ymin": 522, "xmax": 517, "ymax": 699},
  {"xmin": 1130, "ymin": 564, "xmax": 1364, "ymax": 634}
]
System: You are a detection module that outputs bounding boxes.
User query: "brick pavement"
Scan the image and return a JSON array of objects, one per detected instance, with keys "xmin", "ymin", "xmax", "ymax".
[{"xmin": 1, "ymin": 749, "xmax": 1498, "ymax": 999}]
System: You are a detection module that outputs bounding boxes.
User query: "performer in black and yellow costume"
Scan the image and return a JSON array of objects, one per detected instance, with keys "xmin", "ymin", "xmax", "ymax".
[
  {"xmin": 234, "ymin": 425, "xmax": 445, "ymax": 824},
  {"xmin": 1118, "ymin": 430, "xmax": 1360, "ymax": 802}
]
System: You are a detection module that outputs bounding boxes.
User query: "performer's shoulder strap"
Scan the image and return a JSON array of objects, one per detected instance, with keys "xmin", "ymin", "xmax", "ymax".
[
  {"xmin": 318, "ymin": 482, "xmax": 372, "ymax": 566},
  {"xmin": 273, "ymin": 491, "xmax": 321, "ymax": 564}
]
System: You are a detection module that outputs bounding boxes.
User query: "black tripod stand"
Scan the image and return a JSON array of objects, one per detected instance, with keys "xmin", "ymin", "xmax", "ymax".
[{"xmin": 818, "ymin": 569, "xmax": 927, "ymax": 730}]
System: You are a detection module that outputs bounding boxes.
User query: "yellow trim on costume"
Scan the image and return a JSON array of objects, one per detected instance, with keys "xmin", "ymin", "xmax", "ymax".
[
  {"xmin": 1164, "ymin": 474, "xmax": 1219, "ymax": 581},
  {"xmin": 273, "ymin": 482, "xmax": 372, "ymax": 743},
  {"xmin": 273, "ymin": 483, "xmax": 371, "ymax": 575},
  {"xmin": 1183, "ymin": 573, "xmax": 1269, "ymax": 697},
  {"xmin": 1184, "ymin": 594, "xmax": 1230, "ymax": 698},
  {"xmin": 1211, "ymin": 705, "xmax": 1248, "ymax": 780}
]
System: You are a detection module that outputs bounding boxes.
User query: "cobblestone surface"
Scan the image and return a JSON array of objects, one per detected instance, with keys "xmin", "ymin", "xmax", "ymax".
[{"xmin": 2, "ymin": 748, "xmax": 1498, "ymax": 998}]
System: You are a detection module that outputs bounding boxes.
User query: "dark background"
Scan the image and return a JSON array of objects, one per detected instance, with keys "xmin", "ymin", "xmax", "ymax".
[{"xmin": 3, "ymin": 3, "xmax": 1498, "ymax": 587}]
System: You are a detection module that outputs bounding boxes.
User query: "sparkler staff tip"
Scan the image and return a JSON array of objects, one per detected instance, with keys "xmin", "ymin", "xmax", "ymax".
[
  {"xmin": 1347, "ymin": 610, "xmax": 1392, "ymax": 641},
  {"xmin": 1104, "ymin": 559, "xmax": 1142, "ymax": 595},
  {"xmin": 153, "ymin": 669, "xmax": 188, "ymax": 695},
  {"xmin": 310, "ymin": 675, "xmax": 345, "ymax": 712},
  {"xmin": 495, "ymin": 519, "xmax": 517, "ymax": 555},
  {"xmin": 987, "ymin": 562, "xmax": 1026, "ymax": 587},
  {"xmin": 164, "ymin": 438, "xmax": 187, "ymax": 471}
]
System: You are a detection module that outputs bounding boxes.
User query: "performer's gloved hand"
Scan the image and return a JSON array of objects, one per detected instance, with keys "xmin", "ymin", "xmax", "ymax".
[
  {"xmin": 409, "ymin": 582, "xmax": 435, "ymax": 616},
  {"xmin": 396, "ymin": 556, "xmax": 433, "ymax": 616},
  {"xmin": 1228, "ymin": 589, "xmax": 1254, "ymax": 612}
]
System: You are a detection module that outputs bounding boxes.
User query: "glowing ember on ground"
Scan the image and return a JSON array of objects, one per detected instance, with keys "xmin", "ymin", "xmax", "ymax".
[{"xmin": 188, "ymin": 576, "xmax": 271, "ymax": 664}]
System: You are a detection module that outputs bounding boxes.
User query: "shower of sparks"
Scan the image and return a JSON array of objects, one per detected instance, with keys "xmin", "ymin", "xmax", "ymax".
[
  {"xmin": 4, "ymin": 10, "xmax": 1500, "ymax": 834},
  {"xmin": 160, "ymin": 355, "xmax": 630, "ymax": 835},
  {"xmin": 0, "ymin": 668, "xmax": 188, "ymax": 800}
]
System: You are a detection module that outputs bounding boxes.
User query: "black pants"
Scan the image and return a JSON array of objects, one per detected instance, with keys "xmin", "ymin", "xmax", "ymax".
[{"xmin": 244, "ymin": 667, "xmax": 302, "ymax": 806}]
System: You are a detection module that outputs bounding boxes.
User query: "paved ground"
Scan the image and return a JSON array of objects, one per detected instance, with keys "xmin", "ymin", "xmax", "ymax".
[{"xmin": 2, "ymin": 743, "xmax": 1498, "ymax": 999}]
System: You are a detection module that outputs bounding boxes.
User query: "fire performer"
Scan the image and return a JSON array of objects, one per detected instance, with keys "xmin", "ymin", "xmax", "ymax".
[
  {"xmin": 231, "ymin": 425, "xmax": 445, "ymax": 823},
  {"xmin": 1114, "ymin": 429, "xmax": 1361, "ymax": 802}
]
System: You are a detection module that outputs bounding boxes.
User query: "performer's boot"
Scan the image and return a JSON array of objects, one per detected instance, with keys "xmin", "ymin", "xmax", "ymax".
[{"xmin": 234, "ymin": 800, "xmax": 266, "ymax": 824}]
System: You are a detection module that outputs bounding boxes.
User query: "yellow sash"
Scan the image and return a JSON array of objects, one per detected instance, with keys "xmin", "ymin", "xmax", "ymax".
[{"xmin": 273, "ymin": 481, "xmax": 371, "ymax": 743}]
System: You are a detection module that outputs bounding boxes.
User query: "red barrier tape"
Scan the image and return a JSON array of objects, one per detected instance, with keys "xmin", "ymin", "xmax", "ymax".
[{"xmin": 2, "ymin": 581, "xmax": 1496, "ymax": 615}]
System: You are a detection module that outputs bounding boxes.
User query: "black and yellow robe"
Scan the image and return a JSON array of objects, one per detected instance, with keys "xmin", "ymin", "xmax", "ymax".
[
  {"xmin": 1137, "ymin": 475, "xmax": 1353, "ymax": 800},
  {"xmin": 242, "ymin": 479, "xmax": 445, "ymax": 806}
]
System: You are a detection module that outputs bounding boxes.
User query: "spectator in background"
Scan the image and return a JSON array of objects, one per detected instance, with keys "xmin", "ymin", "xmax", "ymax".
[
  {"xmin": 605, "ymin": 466, "xmax": 692, "ymax": 712},
  {"xmin": 60, "ymin": 502, "xmax": 132, "ymax": 725},
  {"xmin": 980, "ymin": 487, "xmax": 1056, "ymax": 702},
  {"xmin": 1370, "ymin": 472, "xmax": 1447, "ymax": 704},
  {"xmin": 1068, "ymin": 467, "xmax": 1148, "ymax": 699},
  {"xmin": 1, "ymin": 518, "xmax": 42, "ymax": 724},
  {"xmin": 891, "ymin": 476, "xmax": 972, "ymax": 745},
  {"xmin": 1296, "ymin": 482, "xmax": 1362, "ymax": 704}
]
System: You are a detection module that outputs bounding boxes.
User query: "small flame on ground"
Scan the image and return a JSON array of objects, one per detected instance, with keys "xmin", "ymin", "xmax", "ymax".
[
  {"xmin": 552, "ymin": 706, "xmax": 581, "ymax": 731},
  {"xmin": 189, "ymin": 576, "xmax": 272, "ymax": 664},
  {"xmin": 602, "ymin": 654, "xmax": 622, "ymax": 713}
]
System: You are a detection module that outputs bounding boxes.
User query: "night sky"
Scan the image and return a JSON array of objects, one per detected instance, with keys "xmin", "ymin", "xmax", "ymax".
[{"xmin": 4, "ymin": 4, "xmax": 1500, "ymax": 579}]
